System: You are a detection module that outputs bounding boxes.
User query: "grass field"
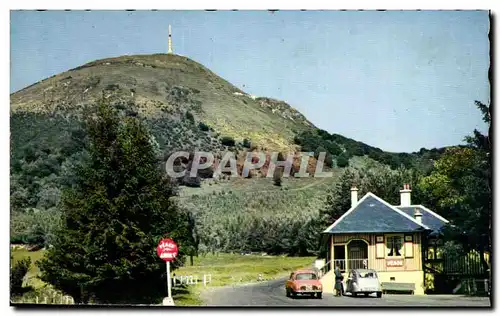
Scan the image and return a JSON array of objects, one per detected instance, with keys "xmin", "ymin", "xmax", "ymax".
[
  {"xmin": 10, "ymin": 247, "xmax": 46, "ymax": 289},
  {"xmin": 175, "ymin": 253, "xmax": 316, "ymax": 287},
  {"xmin": 10, "ymin": 248, "xmax": 314, "ymax": 306},
  {"xmin": 173, "ymin": 253, "xmax": 316, "ymax": 306}
]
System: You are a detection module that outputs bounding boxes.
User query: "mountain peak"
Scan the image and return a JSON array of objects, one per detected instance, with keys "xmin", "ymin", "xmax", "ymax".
[{"xmin": 11, "ymin": 53, "xmax": 312, "ymax": 151}]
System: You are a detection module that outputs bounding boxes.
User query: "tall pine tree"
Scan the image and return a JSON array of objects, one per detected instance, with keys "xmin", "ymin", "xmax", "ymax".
[{"xmin": 38, "ymin": 101, "xmax": 192, "ymax": 304}]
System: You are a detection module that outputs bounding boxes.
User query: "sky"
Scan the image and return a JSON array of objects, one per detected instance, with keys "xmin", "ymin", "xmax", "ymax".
[{"xmin": 10, "ymin": 10, "xmax": 490, "ymax": 153}]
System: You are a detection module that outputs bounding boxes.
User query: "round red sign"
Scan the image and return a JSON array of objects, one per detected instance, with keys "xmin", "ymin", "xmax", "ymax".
[{"xmin": 157, "ymin": 238, "xmax": 178, "ymax": 262}]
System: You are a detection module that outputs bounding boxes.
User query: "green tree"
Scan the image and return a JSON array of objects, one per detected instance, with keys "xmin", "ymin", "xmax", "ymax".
[
  {"xmin": 221, "ymin": 136, "xmax": 236, "ymax": 147},
  {"xmin": 242, "ymin": 138, "xmax": 251, "ymax": 148},
  {"xmin": 419, "ymin": 101, "xmax": 491, "ymax": 283},
  {"xmin": 10, "ymin": 257, "xmax": 31, "ymax": 297},
  {"xmin": 10, "ymin": 208, "xmax": 61, "ymax": 247},
  {"xmin": 319, "ymin": 168, "xmax": 359, "ymax": 227},
  {"xmin": 319, "ymin": 165, "xmax": 424, "ymax": 231},
  {"xmin": 185, "ymin": 111, "xmax": 195, "ymax": 123},
  {"xmin": 315, "ymin": 146, "xmax": 333, "ymax": 167},
  {"xmin": 184, "ymin": 211, "xmax": 199, "ymax": 266},
  {"xmin": 360, "ymin": 165, "xmax": 423, "ymax": 206},
  {"xmin": 38, "ymin": 101, "xmax": 191, "ymax": 304},
  {"xmin": 336, "ymin": 153, "xmax": 349, "ymax": 168},
  {"xmin": 198, "ymin": 122, "xmax": 210, "ymax": 132}
]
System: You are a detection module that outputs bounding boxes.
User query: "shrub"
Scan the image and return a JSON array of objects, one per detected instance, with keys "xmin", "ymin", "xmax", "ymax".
[
  {"xmin": 336, "ymin": 154, "xmax": 349, "ymax": 168},
  {"xmin": 242, "ymin": 138, "xmax": 251, "ymax": 148},
  {"xmin": 182, "ymin": 174, "xmax": 201, "ymax": 187},
  {"xmin": 10, "ymin": 257, "xmax": 31, "ymax": 297},
  {"xmin": 105, "ymin": 84, "xmax": 120, "ymax": 91},
  {"xmin": 221, "ymin": 136, "xmax": 235, "ymax": 147},
  {"xmin": 185, "ymin": 111, "xmax": 195, "ymax": 124},
  {"xmin": 198, "ymin": 122, "xmax": 210, "ymax": 132}
]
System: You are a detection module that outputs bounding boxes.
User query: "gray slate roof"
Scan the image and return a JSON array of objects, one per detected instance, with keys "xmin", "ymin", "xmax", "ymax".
[
  {"xmin": 397, "ymin": 206, "xmax": 448, "ymax": 236},
  {"xmin": 323, "ymin": 193, "xmax": 430, "ymax": 234}
]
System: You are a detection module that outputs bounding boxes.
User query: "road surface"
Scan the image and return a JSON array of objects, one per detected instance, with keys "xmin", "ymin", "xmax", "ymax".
[{"xmin": 200, "ymin": 278, "xmax": 491, "ymax": 307}]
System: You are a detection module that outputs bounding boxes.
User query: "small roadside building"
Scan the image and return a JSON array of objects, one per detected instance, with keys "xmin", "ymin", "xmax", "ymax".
[{"xmin": 319, "ymin": 184, "xmax": 449, "ymax": 295}]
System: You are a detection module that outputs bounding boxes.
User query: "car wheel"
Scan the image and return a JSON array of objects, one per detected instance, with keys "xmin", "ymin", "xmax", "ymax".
[
  {"xmin": 286, "ymin": 288, "xmax": 290, "ymax": 297},
  {"xmin": 291, "ymin": 290, "xmax": 296, "ymax": 298},
  {"xmin": 317, "ymin": 293, "xmax": 322, "ymax": 299},
  {"xmin": 377, "ymin": 292, "xmax": 382, "ymax": 298}
]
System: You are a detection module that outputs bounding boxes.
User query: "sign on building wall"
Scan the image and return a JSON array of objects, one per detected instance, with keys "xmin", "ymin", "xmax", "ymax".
[{"xmin": 386, "ymin": 259, "xmax": 404, "ymax": 267}]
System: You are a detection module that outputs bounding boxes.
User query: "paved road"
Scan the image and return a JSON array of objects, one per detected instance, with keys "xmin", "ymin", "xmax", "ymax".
[{"xmin": 200, "ymin": 278, "xmax": 491, "ymax": 307}]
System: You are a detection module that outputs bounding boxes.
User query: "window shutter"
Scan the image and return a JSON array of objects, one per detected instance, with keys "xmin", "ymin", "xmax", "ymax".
[
  {"xmin": 404, "ymin": 234, "xmax": 413, "ymax": 258},
  {"xmin": 376, "ymin": 235, "xmax": 385, "ymax": 258}
]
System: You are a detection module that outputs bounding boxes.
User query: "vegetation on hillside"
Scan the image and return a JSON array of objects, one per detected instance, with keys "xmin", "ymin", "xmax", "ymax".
[
  {"xmin": 176, "ymin": 176, "xmax": 340, "ymax": 256},
  {"xmin": 9, "ymin": 52, "xmax": 489, "ymax": 299},
  {"xmin": 9, "ymin": 54, "xmax": 451, "ymax": 251},
  {"xmin": 37, "ymin": 100, "xmax": 194, "ymax": 304},
  {"xmin": 10, "ymin": 257, "xmax": 32, "ymax": 298},
  {"xmin": 294, "ymin": 128, "xmax": 447, "ymax": 171},
  {"xmin": 11, "ymin": 54, "xmax": 311, "ymax": 151}
]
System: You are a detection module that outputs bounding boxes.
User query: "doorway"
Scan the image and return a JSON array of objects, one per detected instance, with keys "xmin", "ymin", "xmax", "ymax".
[
  {"xmin": 334, "ymin": 245, "xmax": 346, "ymax": 271},
  {"xmin": 347, "ymin": 240, "xmax": 368, "ymax": 270}
]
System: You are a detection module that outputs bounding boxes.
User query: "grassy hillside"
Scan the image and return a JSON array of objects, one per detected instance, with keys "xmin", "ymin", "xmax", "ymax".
[
  {"xmin": 175, "ymin": 173, "xmax": 341, "ymax": 255},
  {"xmin": 11, "ymin": 54, "xmax": 312, "ymax": 152},
  {"xmin": 10, "ymin": 53, "xmax": 446, "ymax": 254}
]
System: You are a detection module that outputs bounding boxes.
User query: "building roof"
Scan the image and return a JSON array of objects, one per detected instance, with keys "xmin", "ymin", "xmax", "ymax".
[
  {"xmin": 323, "ymin": 192, "xmax": 430, "ymax": 234},
  {"xmin": 396, "ymin": 205, "xmax": 449, "ymax": 236}
]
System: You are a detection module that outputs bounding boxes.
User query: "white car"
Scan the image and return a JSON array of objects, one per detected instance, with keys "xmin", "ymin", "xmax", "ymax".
[{"xmin": 345, "ymin": 269, "xmax": 383, "ymax": 298}]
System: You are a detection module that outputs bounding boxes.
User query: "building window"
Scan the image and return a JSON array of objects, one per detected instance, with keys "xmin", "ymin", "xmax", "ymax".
[{"xmin": 386, "ymin": 235, "xmax": 403, "ymax": 257}]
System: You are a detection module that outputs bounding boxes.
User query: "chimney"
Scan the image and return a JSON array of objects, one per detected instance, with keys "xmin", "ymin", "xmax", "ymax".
[
  {"xmin": 414, "ymin": 208, "xmax": 423, "ymax": 224},
  {"xmin": 400, "ymin": 184, "xmax": 411, "ymax": 206},
  {"xmin": 351, "ymin": 186, "xmax": 359, "ymax": 208}
]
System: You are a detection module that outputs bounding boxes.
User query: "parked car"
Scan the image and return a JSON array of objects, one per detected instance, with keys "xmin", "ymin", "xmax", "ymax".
[
  {"xmin": 285, "ymin": 269, "xmax": 323, "ymax": 299},
  {"xmin": 345, "ymin": 269, "xmax": 382, "ymax": 298}
]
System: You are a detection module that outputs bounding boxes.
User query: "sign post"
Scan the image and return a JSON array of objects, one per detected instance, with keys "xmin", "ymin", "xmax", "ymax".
[
  {"xmin": 166, "ymin": 261, "xmax": 171, "ymax": 298},
  {"xmin": 157, "ymin": 237, "xmax": 178, "ymax": 306}
]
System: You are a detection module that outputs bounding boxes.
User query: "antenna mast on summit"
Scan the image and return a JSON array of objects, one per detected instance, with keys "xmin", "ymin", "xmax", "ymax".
[{"xmin": 168, "ymin": 25, "xmax": 173, "ymax": 54}]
